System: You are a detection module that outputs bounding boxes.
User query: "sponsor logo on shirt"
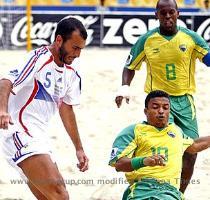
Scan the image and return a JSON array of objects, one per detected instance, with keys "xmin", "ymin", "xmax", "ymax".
[
  {"xmin": 179, "ymin": 44, "xmax": 187, "ymax": 52},
  {"xmin": 167, "ymin": 131, "xmax": 176, "ymax": 138}
]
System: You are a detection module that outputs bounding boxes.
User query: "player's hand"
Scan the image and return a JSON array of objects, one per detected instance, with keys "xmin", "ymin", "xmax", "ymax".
[
  {"xmin": 76, "ymin": 149, "xmax": 89, "ymax": 172},
  {"xmin": 115, "ymin": 85, "xmax": 130, "ymax": 108},
  {"xmin": 143, "ymin": 155, "xmax": 166, "ymax": 167},
  {"xmin": 0, "ymin": 111, "xmax": 13, "ymax": 129}
]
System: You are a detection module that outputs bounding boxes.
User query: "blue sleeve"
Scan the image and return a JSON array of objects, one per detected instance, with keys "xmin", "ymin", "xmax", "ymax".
[{"xmin": 203, "ymin": 52, "xmax": 210, "ymax": 66}]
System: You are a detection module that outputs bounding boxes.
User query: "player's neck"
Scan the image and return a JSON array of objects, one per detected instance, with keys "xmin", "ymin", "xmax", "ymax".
[
  {"xmin": 159, "ymin": 27, "xmax": 178, "ymax": 36},
  {"xmin": 48, "ymin": 44, "xmax": 64, "ymax": 68}
]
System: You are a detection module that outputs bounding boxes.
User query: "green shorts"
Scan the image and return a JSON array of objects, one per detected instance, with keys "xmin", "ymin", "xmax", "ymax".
[
  {"xmin": 127, "ymin": 179, "xmax": 182, "ymax": 200},
  {"xmin": 169, "ymin": 94, "xmax": 198, "ymax": 139}
]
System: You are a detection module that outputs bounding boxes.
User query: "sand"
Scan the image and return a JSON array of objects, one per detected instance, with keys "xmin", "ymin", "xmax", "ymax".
[{"xmin": 0, "ymin": 48, "xmax": 210, "ymax": 200}]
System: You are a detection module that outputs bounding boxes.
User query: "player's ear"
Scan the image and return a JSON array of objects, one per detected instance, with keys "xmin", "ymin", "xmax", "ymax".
[
  {"xmin": 55, "ymin": 35, "xmax": 63, "ymax": 48},
  {"xmin": 144, "ymin": 108, "xmax": 147, "ymax": 115},
  {"xmin": 177, "ymin": 10, "xmax": 180, "ymax": 18}
]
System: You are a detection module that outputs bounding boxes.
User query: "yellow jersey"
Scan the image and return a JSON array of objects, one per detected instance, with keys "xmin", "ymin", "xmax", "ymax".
[
  {"xmin": 109, "ymin": 122, "xmax": 193, "ymax": 189},
  {"xmin": 125, "ymin": 26, "xmax": 209, "ymax": 96}
]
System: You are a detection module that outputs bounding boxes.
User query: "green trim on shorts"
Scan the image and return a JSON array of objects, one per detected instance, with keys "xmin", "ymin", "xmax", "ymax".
[
  {"xmin": 169, "ymin": 94, "xmax": 198, "ymax": 139},
  {"xmin": 127, "ymin": 178, "xmax": 182, "ymax": 200}
]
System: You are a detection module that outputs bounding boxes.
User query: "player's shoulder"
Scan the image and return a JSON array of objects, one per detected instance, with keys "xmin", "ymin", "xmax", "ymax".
[
  {"xmin": 134, "ymin": 27, "xmax": 159, "ymax": 46},
  {"xmin": 128, "ymin": 121, "xmax": 151, "ymax": 137},
  {"xmin": 30, "ymin": 46, "xmax": 52, "ymax": 66},
  {"xmin": 135, "ymin": 121, "xmax": 148, "ymax": 130},
  {"xmin": 116, "ymin": 124, "xmax": 137, "ymax": 138},
  {"xmin": 32, "ymin": 46, "xmax": 51, "ymax": 58},
  {"xmin": 178, "ymin": 26, "xmax": 204, "ymax": 43},
  {"xmin": 143, "ymin": 27, "xmax": 159, "ymax": 38},
  {"xmin": 65, "ymin": 64, "xmax": 81, "ymax": 86}
]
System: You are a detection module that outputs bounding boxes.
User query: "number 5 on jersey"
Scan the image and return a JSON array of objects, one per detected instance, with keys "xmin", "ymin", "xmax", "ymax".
[{"xmin": 44, "ymin": 72, "xmax": 52, "ymax": 88}]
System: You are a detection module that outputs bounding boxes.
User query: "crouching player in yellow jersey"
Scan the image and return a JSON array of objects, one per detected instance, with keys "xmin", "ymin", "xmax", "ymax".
[
  {"xmin": 115, "ymin": 0, "xmax": 210, "ymax": 193},
  {"xmin": 110, "ymin": 90, "xmax": 210, "ymax": 200}
]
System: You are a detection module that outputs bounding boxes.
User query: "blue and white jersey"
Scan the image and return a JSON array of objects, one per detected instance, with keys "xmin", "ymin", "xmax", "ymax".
[{"xmin": 3, "ymin": 46, "xmax": 81, "ymax": 137}]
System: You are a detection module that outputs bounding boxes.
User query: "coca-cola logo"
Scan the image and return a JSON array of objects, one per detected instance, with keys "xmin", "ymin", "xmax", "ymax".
[
  {"xmin": 197, "ymin": 18, "xmax": 210, "ymax": 43},
  {"xmin": 10, "ymin": 15, "xmax": 98, "ymax": 47},
  {"xmin": 11, "ymin": 16, "xmax": 57, "ymax": 46}
]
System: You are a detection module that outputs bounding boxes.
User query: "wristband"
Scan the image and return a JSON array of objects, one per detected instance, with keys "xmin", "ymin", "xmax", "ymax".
[
  {"xmin": 116, "ymin": 85, "xmax": 130, "ymax": 98},
  {"xmin": 131, "ymin": 157, "xmax": 146, "ymax": 170}
]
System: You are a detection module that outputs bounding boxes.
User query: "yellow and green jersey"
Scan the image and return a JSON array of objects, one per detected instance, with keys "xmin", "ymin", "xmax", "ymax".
[
  {"xmin": 125, "ymin": 26, "xmax": 210, "ymax": 96},
  {"xmin": 109, "ymin": 122, "xmax": 193, "ymax": 189}
]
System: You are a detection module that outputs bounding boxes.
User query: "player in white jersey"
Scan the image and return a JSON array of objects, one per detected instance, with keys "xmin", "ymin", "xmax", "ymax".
[{"xmin": 0, "ymin": 17, "xmax": 88, "ymax": 200}]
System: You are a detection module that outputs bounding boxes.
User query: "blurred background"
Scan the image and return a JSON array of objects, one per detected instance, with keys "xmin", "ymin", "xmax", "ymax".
[
  {"xmin": 0, "ymin": 0, "xmax": 210, "ymax": 50},
  {"xmin": 0, "ymin": 0, "xmax": 209, "ymax": 8}
]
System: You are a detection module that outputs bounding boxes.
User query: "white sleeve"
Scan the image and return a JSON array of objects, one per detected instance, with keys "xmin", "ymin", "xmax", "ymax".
[
  {"xmin": 1, "ymin": 50, "xmax": 38, "ymax": 92},
  {"xmin": 63, "ymin": 71, "xmax": 81, "ymax": 106}
]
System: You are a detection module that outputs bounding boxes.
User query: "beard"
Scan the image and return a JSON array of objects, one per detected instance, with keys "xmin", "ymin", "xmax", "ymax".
[{"xmin": 58, "ymin": 44, "xmax": 72, "ymax": 65}]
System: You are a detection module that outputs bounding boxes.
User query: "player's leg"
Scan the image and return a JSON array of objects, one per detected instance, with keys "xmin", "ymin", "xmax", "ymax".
[
  {"xmin": 170, "ymin": 95, "xmax": 198, "ymax": 193},
  {"xmin": 180, "ymin": 152, "xmax": 197, "ymax": 193},
  {"xmin": 28, "ymin": 181, "xmax": 48, "ymax": 200},
  {"xmin": 18, "ymin": 154, "xmax": 69, "ymax": 200},
  {"xmin": 27, "ymin": 161, "xmax": 62, "ymax": 200}
]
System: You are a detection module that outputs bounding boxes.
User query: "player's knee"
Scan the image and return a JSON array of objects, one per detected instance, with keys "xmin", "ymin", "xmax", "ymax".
[
  {"xmin": 55, "ymin": 187, "xmax": 69, "ymax": 200},
  {"xmin": 48, "ymin": 181, "xmax": 69, "ymax": 200}
]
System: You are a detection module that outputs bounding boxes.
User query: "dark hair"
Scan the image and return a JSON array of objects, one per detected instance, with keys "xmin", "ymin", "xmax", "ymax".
[
  {"xmin": 54, "ymin": 16, "xmax": 87, "ymax": 42},
  {"xmin": 156, "ymin": 0, "xmax": 178, "ymax": 10},
  {"xmin": 145, "ymin": 90, "xmax": 169, "ymax": 108}
]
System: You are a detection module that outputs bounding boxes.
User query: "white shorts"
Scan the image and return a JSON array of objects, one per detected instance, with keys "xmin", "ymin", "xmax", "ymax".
[{"xmin": 0, "ymin": 129, "xmax": 56, "ymax": 180}]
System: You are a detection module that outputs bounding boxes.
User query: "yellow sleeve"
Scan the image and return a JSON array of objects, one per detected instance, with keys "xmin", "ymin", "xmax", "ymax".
[
  {"xmin": 182, "ymin": 135, "xmax": 194, "ymax": 152},
  {"xmin": 109, "ymin": 124, "xmax": 137, "ymax": 167}
]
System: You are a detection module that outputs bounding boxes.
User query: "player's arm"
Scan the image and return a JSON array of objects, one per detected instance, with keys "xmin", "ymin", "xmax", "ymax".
[
  {"xmin": 122, "ymin": 67, "xmax": 135, "ymax": 85},
  {"xmin": 115, "ymin": 155, "xmax": 166, "ymax": 172},
  {"xmin": 115, "ymin": 68, "xmax": 135, "ymax": 108},
  {"xmin": 59, "ymin": 102, "xmax": 88, "ymax": 172},
  {"xmin": 185, "ymin": 136, "xmax": 210, "ymax": 154},
  {"xmin": 115, "ymin": 34, "xmax": 146, "ymax": 108},
  {"xmin": 0, "ymin": 79, "xmax": 13, "ymax": 129}
]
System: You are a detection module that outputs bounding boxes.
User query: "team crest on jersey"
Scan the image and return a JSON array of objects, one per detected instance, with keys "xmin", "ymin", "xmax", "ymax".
[
  {"xmin": 110, "ymin": 147, "xmax": 118, "ymax": 160},
  {"xmin": 179, "ymin": 44, "xmax": 187, "ymax": 52},
  {"xmin": 125, "ymin": 54, "xmax": 133, "ymax": 65},
  {"xmin": 167, "ymin": 131, "xmax": 176, "ymax": 138}
]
